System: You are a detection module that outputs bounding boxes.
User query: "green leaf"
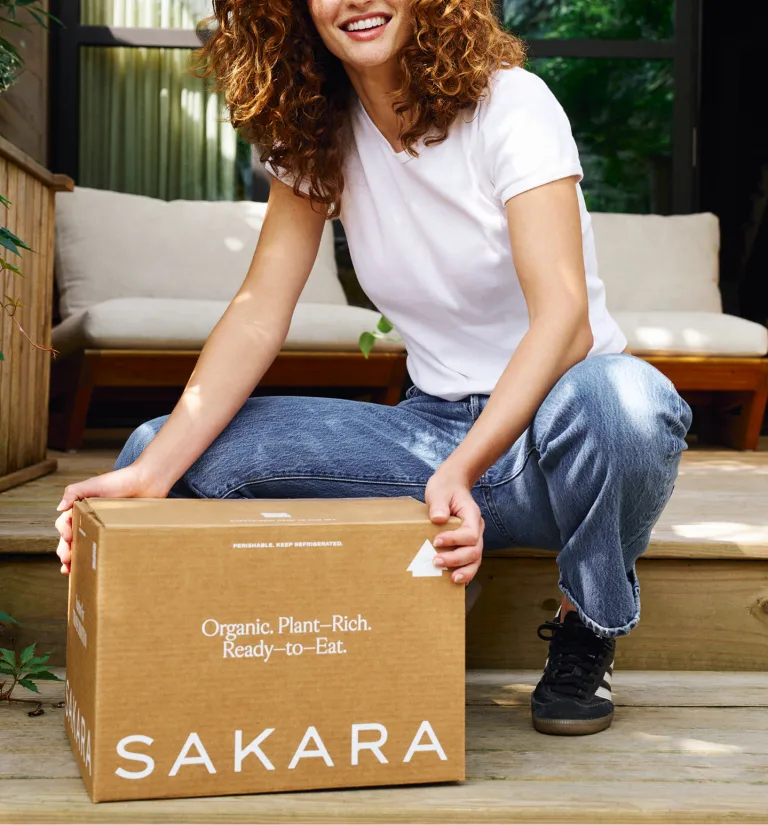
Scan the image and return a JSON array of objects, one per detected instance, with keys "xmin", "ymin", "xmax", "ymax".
[
  {"xmin": 23, "ymin": 653, "xmax": 50, "ymax": 668},
  {"xmin": 0, "ymin": 195, "xmax": 10, "ymax": 208},
  {"xmin": 0, "ymin": 648, "xmax": 16, "ymax": 669},
  {"xmin": 0, "ymin": 259, "xmax": 21, "ymax": 275},
  {"xmin": 376, "ymin": 315, "xmax": 394, "ymax": 334},
  {"xmin": 21, "ymin": 659, "xmax": 55, "ymax": 674},
  {"xmin": 0, "ymin": 349, "xmax": 4, "ymax": 361},
  {"xmin": 358, "ymin": 331, "xmax": 375, "ymax": 359},
  {"xmin": 0, "ymin": 233, "xmax": 20, "ymax": 256},
  {"xmin": 24, "ymin": 670, "xmax": 61, "ymax": 682},
  {"xmin": 0, "ymin": 611, "xmax": 17, "ymax": 624},
  {"xmin": 19, "ymin": 665, "xmax": 50, "ymax": 675},
  {"xmin": 0, "ymin": 227, "xmax": 31, "ymax": 252},
  {"xmin": 0, "ymin": 662, "xmax": 15, "ymax": 675},
  {"xmin": 0, "ymin": 35, "xmax": 21, "ymax": 54},
  {"xmin": 17, "ymin": 678, "xmax": 40, "ymax": 693},
  {"xmin": 19, "ymin": 643, "xmax": 35, "ymax": 666}
]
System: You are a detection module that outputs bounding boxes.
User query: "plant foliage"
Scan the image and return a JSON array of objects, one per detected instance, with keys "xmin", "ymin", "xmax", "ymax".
[
  {"xmin": 359, "ymin": 315, "xmax": 396, "ymax": 358},
  {"xmin": 0, "ymin": 612, "xmax": 62, "ymax": 702},
  {"xmin": 0, "ymin": 0, "xmax": 57, "ymax": 91},
  {"xmin": 0, "ymin": 0, "xmax": 59, "ymax": 362}
]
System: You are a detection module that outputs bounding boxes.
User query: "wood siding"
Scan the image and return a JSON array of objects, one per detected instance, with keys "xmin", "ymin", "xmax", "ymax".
[{"xmin": 0, "ymin": 137, "xmax": 72, "ymax": 486}]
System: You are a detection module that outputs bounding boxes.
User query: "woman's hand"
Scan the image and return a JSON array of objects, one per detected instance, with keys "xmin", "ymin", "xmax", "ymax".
[
  {"xmin": 424, "ymin": 467, "xmax": 485, "ymax": 585},
  {"xmin": 54, "ymin": 464, "xmax": 169, "ymax": 576}
]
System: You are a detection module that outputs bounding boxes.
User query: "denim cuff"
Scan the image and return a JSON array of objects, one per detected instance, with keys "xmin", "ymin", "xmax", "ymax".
[{"xmin": 558, "ymin": 571, "xmax": 641, "ymax": 639}]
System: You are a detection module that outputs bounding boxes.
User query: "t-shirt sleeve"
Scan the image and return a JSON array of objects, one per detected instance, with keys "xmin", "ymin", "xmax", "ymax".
[
  {"xmin": 264, "ymin": 157, "xmax": 311, "ymax": 195},
  {"xmin": 481, "ymin": 67, "xmax": 583, "ymax": 204}
]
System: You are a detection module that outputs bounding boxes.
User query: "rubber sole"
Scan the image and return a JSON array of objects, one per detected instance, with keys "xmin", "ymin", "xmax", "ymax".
[{"xmin": 532, "ymin": 711, "xmax": 614, "ymax": 736}]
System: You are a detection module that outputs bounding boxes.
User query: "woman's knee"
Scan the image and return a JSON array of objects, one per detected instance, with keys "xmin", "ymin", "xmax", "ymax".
[
  {"xmin": 538, "ymin": 354, "xmax": 692, "ymax": 459},
  {"xmin": 114, "ymin": 416, "xmax": 168, "ymax": 470}
]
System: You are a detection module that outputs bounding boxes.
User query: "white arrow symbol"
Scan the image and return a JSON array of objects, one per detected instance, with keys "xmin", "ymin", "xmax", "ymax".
[{"xmin": 407, "ymin": 539, "xmax": 443, "ymax": 577}]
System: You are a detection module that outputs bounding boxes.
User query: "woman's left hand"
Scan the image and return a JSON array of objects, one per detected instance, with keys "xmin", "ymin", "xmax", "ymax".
[{"xmin": 424, "ymin": 467, "xmax": 485, "ymax": 585}]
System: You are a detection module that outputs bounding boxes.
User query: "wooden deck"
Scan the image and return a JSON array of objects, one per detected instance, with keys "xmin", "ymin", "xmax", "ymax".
[
  {"xmin": 2, "ymin": 439, "xmax": 767, "ymax": 556},
  {"xmin": 1, "ymin": 669, "xmax": 767, "ymax": 823},
  {"xmin": 2, "ymin": 442, "xmax": 768, "ymax": 670},
  {"xmin": 1, "ymin": 444, "xmax": 768, "ymax": 822}
]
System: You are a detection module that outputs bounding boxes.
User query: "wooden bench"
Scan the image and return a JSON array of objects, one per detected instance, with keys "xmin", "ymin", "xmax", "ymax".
[
  {"xmin": 48, "ymin": 187, "xmax": 406, "ymax": 451},
  {"xmin": 48, "ymin": 349, "xmax": 407, "ymax": 451},
  {"xmin": 646, "ymin": 355, "xmax": 768, "ymax": 450},
  {"xmin": 48, "ymin": 352, "xmax": 766, "ymax": 451}
]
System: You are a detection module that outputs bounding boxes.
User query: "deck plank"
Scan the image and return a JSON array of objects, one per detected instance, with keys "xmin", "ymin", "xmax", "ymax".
[
  {"xmin": 1, "ymin": 671, "xmax": 767, "ymax": 824},
  {"xmin": 466, "ymin": 669, "xmax": 768, "ymax": 707},
  {"xmin": 1, "ymin": 442, "xmax": 768, "ymax": 558}
]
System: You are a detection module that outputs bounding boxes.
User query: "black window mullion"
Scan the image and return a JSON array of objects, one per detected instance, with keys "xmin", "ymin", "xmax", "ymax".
[
  {"xmin": 672, "ymin": 0, "xmax": 702, "ymax": 213},
  {"xmin": 526, "ymin": 39, "xmax": 675, "ymax": 60},
  {"xmin": 49, "ymin": 0, "xmax": 82, "ymax": 178}
]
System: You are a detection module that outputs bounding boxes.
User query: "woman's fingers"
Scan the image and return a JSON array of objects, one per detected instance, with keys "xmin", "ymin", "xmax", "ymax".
[
  {"xmin": 56, "ymin": 536, "xmax": 72, "ymax": 564},
  {"xmin": 426, "ymin": 491, "xmax": 451, "ymax": 523},
  {"xmin": 434, "ymin": 543, "xmax": 482, "ymax": 571},
  {"xmin": 450, "ymin": 558, "xmax": 482, "ymax": 585},
  {"xmin": 57, "ymin": 537, "xmax": 72, "ymax": 576},
  {"xmin": 428, "ymin": 486, "xmax": 486, "ymax": 584},
  {"xmin": 55, "ymin": 508, "xmax": 73, "ymax": 543},
  {"xmin": 55, "ymin": 476, "xmax": 109, "ymax": 577},
  {"xmin": 57, "ymin": 479, "xmax": 103, "ymax": 512},
  {"xmin": 56, "ymin": 536, "xmax": 72, "ymax": 576},
  {"xmin": 434, "ymin": 523, "xmax": 483, "ymax": 548}
]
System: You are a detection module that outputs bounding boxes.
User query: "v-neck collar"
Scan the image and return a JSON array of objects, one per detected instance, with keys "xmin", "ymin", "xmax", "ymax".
[{"xmin": 356, "ymin": 97, "xmax": 414, "ymax": 165}]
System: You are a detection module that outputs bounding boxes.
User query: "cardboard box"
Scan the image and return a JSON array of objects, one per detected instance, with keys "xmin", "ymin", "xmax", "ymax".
[{"xmin": 65, "ymin": 497, "xmax": 465, "ymax": 802}]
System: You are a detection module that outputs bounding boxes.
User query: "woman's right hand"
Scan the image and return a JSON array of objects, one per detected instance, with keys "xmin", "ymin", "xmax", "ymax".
[{"xmin": 54, "ymin": 464, "xmax": 169, "ymax": 576}]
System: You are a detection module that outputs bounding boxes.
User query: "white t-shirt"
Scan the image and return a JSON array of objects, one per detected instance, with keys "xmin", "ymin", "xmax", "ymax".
[{"xmin": 273, "ymin": 66, "xmax": 627, "ymax": 401}]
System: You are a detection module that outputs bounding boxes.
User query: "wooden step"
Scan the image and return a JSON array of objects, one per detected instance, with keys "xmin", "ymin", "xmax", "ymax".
[
  {"xmin": 467, "ymin": 445, "xmax": 768, "ymax": 670},
  {"xmin": 1, "ymin": 445, "xmax": 767, "ymax": 669},
  {"xmin": 2, "ymin": 669, "xmax": 766, "ymax": 823}
]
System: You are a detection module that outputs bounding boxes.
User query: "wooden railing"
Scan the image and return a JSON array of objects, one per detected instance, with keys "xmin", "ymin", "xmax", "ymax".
[{"xmin": 0, "ymin": 136, "xmax": 73, "ymax": 491}]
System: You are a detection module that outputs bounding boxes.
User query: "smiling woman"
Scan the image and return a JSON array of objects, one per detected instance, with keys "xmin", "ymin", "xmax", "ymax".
[
  {"xmin": 58, "ymin": 0, "xmax": 692, "ymax": 741},
  {"xmin": 193, "ymin": 0, "xmax": 525, "ymax": 215}
]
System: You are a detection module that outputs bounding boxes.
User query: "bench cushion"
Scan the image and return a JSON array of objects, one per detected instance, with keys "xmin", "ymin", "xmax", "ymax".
[
  {"xmin": 54, "ymin": 187, "xmax": 345, "ymax": 320},
  {"xmin": 591, "ymin": 212, "xmax": 722, "ymax": 313},
  {"xmin": 613, "ymin": 311, "xmax": 768, "ymax": 357},
  {"xmin": 51, "ymin": 298, "xmax": 404, "ymax": 356}
]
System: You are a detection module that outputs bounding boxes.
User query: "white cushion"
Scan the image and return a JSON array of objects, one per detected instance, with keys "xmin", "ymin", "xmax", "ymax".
[
  {"xmin": 51, "ymin": 298, "xmax": 404, "ymax": 356},
  {"xmin": 614, "ymin": 311, "xmax": 768, "ymax": 357},
  {"xmin": 591, "ymin": 212, "xmax": 722, "ymax": 313},
  {"xmin": 54, "ymin": 187, "xmax": 345, "ymax": 320}
]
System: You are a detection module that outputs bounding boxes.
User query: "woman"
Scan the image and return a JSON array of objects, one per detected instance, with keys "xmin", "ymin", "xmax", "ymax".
[{"xmin": 55, "ymin": 0, "xmax": 692, "ymax": 736}]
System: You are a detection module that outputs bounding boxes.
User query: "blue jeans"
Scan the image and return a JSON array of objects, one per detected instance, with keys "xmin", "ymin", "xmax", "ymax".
[{"xmin": 115, "ymin": 354, "xmax": 692, "ymax": 638}]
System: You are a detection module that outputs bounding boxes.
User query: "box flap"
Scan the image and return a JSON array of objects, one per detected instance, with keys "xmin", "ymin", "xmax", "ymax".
[{"xmin": 80, "ymin": 497, "xmax": 457, "ymax": 529}]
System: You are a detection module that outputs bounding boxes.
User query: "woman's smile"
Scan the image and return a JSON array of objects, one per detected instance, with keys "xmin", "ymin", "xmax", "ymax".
[
  {"xmin": 308, "ymin": 0, "xmax": 408, "ymax": 69},
  {"xmin": 340, "ymin": 12, "xmax": 392, "ymax": 41}
]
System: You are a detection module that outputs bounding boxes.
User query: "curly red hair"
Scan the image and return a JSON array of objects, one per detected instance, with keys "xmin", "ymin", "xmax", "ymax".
[{"xmin": 194, "ymin": 1, "xmax": 525, "ymax": 216}]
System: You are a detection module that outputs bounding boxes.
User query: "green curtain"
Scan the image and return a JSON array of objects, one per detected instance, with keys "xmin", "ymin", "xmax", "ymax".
[
  {"xmin": 81, "ymin": 0, "xmax": 211, "ymax": 28},
  {"xmin": 79, "ymin": 1, "xmax": 238, "ymax": 201}
]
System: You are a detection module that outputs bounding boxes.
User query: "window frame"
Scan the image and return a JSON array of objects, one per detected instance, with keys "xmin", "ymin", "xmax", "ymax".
[
  {"xmin": 510, "ymin": 0, "xmax": 702, "ymax": 214},
  {"xmin": 50, "ymin": 0, "xmax": 701, "ymax": 213}
]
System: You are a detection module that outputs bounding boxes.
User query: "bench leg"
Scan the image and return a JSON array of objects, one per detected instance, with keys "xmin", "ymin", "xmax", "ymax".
[
  {"xmin": 717, "ymin": 389, "xmax": 768, "ymax": 450},
  {"xmin": 370, "ymin": 383, "xmax": 403, "ymax": 406},
  {"xmin": 48, "ymin": 354, "xmax": 94, "ymax": 452}
]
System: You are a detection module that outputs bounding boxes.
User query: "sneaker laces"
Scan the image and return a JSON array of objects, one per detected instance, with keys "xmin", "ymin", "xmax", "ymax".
[{"xmin": 537, "ymin": 617, "xmax": 613, "ymax": 698}]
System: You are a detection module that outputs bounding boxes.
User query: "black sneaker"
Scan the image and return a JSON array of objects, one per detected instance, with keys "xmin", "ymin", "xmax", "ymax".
[{"xmin": 531, "ymin": 610, "xmax": 615, "ymax": 736}]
